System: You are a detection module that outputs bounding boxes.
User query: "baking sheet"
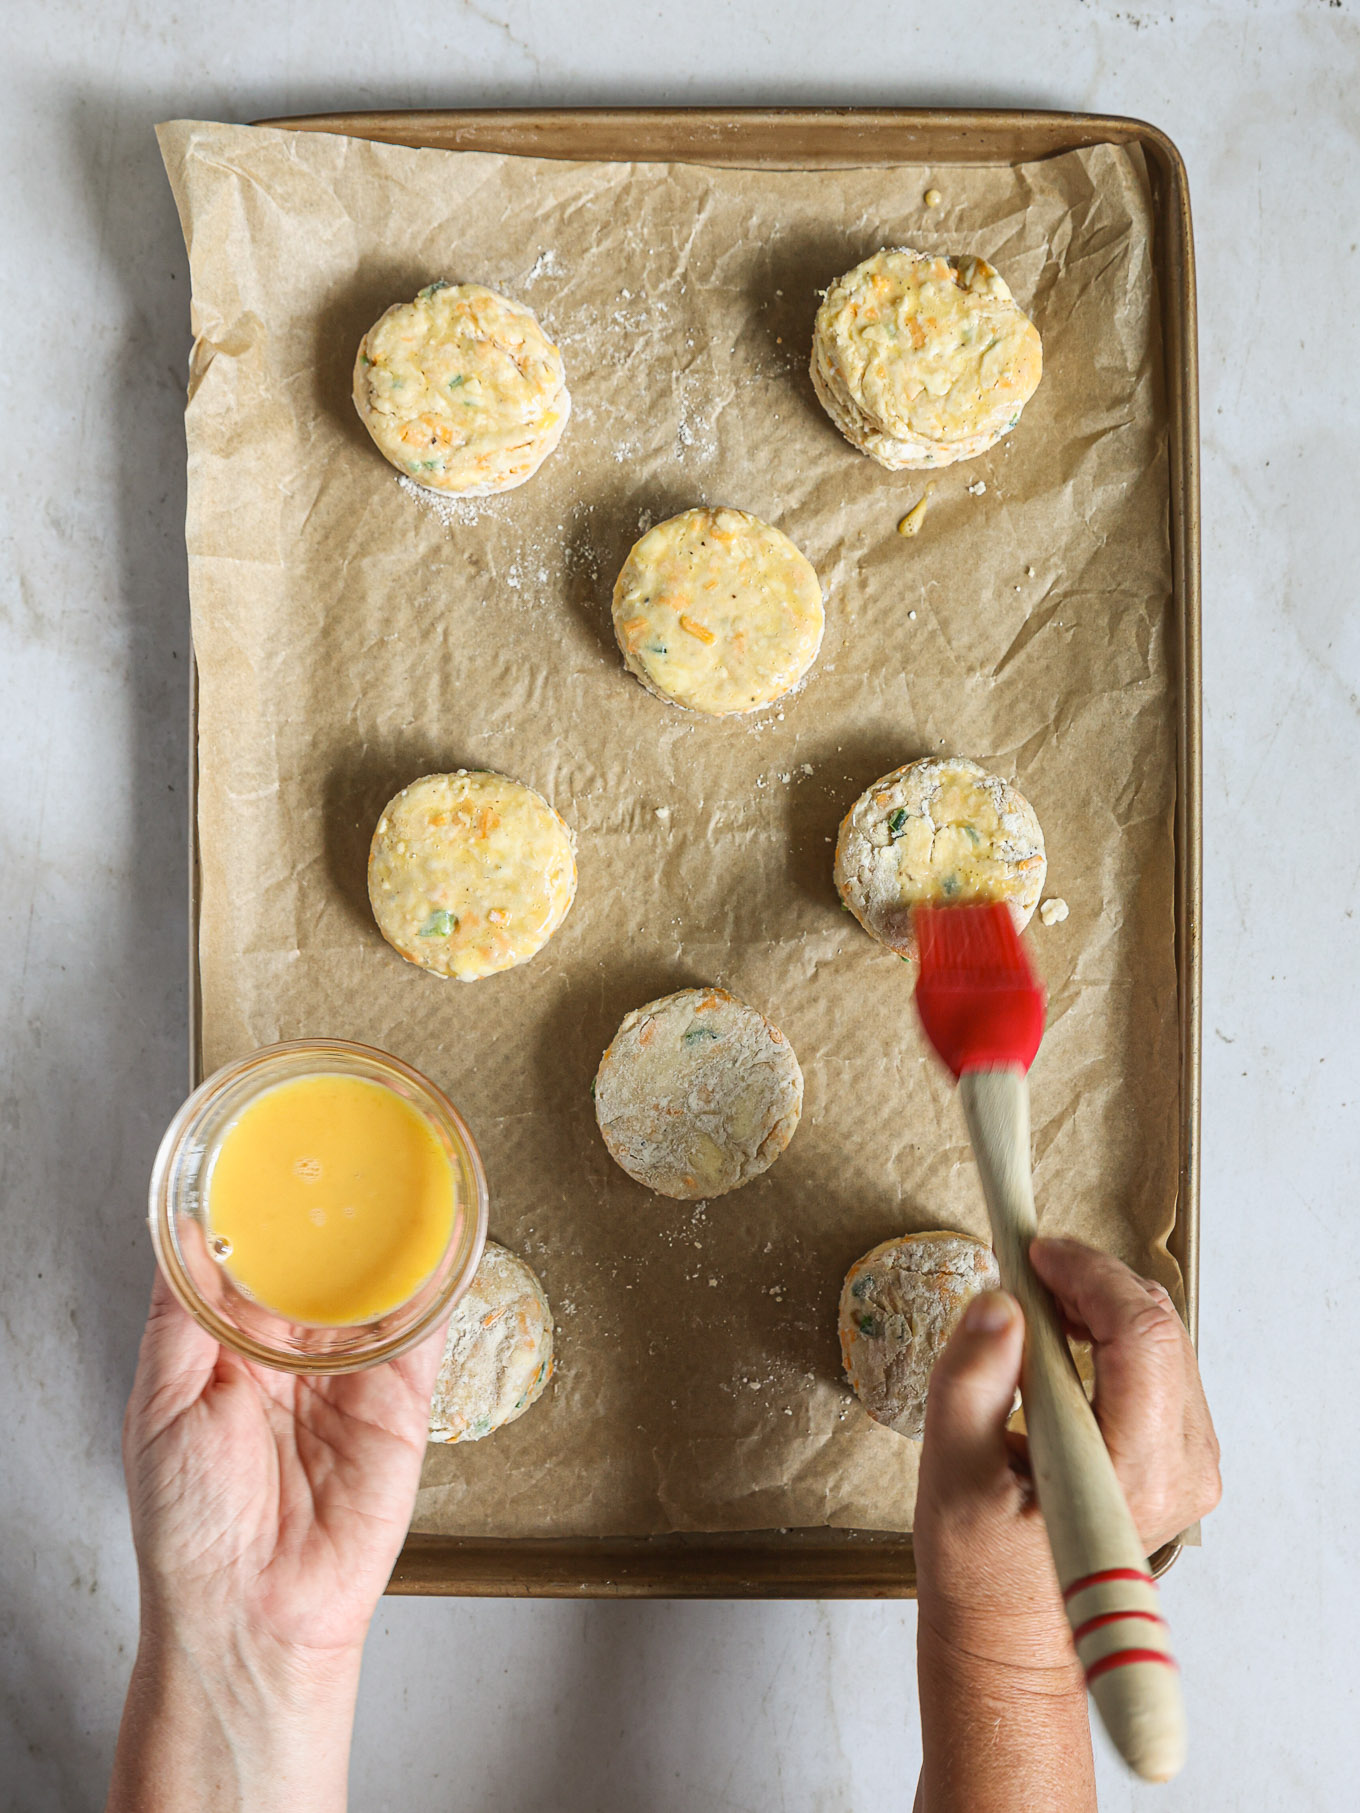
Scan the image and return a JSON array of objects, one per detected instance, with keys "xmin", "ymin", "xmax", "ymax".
[{"xmin": 161, "ymin": 118, "xmax": 1180, "ymax": 1540}]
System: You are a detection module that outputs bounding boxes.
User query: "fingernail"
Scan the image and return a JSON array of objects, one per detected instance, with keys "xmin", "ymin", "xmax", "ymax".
[{"xmin": 964, "ymin": 1291, "xmax": 1014, "ymax": 1334}]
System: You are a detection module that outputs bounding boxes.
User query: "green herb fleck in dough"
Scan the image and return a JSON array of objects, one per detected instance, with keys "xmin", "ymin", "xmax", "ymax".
[
  {"xmin": 589, "ymin": 1076, "xmax": 597, "ymax": 1098},
  {"xmin": 419, "ymin": 279, "xmax": 451, "ymax": 298},
  {"xmin": 419, "ymin": 909, "xmax": 459, "ymax": 937},
  {"xmin": 887, "ymin": 807, "xmax": 909, "ymax": 836},
  {"xmin": 448, "ymin": 374, "xmax": 466, "ymax": 388},
  {"xmin": 964, "ymin": 825, "xmax": 981, "ymax": 844},
  {"xmin": 942, "ymin": 874, "xmax": 960, "ymax": 897},
  {"xmin": 858, "ymin": 1314, "xmax": 881, "ymax": 1338},
  {"xmin": 683, "ymin": 1025, "xmax": 719, "ymax": 1046},
  {"xmin": 850, "ymin": 1275, "xmax": 873, "ymax": 1299}
]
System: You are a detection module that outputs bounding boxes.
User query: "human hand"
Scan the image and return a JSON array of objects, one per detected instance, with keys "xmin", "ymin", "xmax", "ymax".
[
  {"xmin": 910, "ymin": 1239, "xmax": 1218, "ymax": 1813},
  {"xmin": 914, "ymin": 1237, "xmax": 1221, "ymax": 1671},
  {"xmin": 108, "ymin": 1271, "xmax": 444, "ymax": 1813},
  {"xmin": 125, "ymin": 1268, "xmax": 442, "ymax": 1653}
]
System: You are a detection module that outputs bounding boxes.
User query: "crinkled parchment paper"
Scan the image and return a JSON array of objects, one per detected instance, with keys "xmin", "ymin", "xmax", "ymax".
[{"xmin": 158, "ymin": 120, "xmax": 1178, "ymax": 1538}]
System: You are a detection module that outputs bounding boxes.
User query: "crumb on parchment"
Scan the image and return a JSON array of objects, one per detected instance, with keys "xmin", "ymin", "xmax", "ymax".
[{"xmin": 896, "ymin": 485, "xmax": 935, "ymax": 537}]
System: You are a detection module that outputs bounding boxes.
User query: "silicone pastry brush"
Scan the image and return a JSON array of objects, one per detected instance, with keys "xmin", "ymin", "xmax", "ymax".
[{"xmin": 913, "ymin": 901, "xmax": 1186, "ymax": 1784}]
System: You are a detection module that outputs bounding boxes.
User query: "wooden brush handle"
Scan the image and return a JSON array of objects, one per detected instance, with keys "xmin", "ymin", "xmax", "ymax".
[{"xmin": 958, "ymin": 1067, "xmax": 1186, "ymax": 1784}]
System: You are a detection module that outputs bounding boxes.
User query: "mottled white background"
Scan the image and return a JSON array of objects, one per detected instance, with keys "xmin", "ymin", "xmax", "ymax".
[{"xmin": 1, "ymin": 3, "xmax": 1355, "ymax": 1808}]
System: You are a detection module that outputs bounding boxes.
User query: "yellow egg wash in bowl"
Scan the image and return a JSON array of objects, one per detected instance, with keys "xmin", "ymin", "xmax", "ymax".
[
  {"xmin": 149, "ymin": 1041, "xmax": 488, "ymax": 1373},
  {"xmin": 206, "ymin": 1074, "xmax": 455, "ymax": 1325}
]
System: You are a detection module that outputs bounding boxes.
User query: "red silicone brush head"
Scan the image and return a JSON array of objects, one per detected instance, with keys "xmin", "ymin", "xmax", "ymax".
[{"xmin": 913, "ymin": 902, "xmax": 1047, "ymax": 1079}]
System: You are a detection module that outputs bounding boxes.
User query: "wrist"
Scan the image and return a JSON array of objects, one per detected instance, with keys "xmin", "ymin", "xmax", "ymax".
[
  {"xmin": 136, "ymin": 1611, "xmax": 365, "ymax": 1711},
  {"xmin": 918, "ymin": 1592, "xmax": 1083, "ymax": 1692},
  {"xmin": 110, "ymin": 1620, "xmax": 363, "ymax": 1813},
  {"xmin": 915, "ymin": 1612, "xmax": 1095, "ymax": 1813}
]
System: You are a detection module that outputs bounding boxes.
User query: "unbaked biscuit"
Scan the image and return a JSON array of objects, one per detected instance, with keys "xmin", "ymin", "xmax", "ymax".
[
  {"xmin": 839, "ymin": 1231, "xmax": 1000, "ymax": 1439},
  {"xmin": 834, "ymin": 756, "xmax": 1045, "ymax": 960},
  {"xmin": 428, "ymin": 1242, "xmax": 554, "ymax": 1443},
  {"xmin": 611, "ymin": 507, "xmax": 824, "ymax": 716},
  {"xmin": 811, "ymin": 249, "xmax": 1042, "ymax": 470},
  {"xmin": 594, "ymin": 987, "xmax": 803, "ymax": 1199},
  {"xmin": 354, "ymin": 281, "xmax": 570, "ymax": 497},
  {"xmin": 368, "ymin": 770, "xmax": 576, "ymax": 982}
]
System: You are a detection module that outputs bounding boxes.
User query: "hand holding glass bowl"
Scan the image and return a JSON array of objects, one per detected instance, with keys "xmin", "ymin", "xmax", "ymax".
[
  {"xmin": 148, "ymin": 1040, "xmax": 488, "ymax": 1373},
  {"xmin": 111, "ymin": 1041, "xmax": 484, "ymax": 1809}
]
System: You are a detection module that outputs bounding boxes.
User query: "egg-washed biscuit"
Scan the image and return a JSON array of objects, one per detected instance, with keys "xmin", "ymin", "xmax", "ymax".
[
  {"xmin": 428, "ymin": 1242, "xmax": 554, "ymax": 1443},
  {"xmin": 354, "ymin": 281, "xmax": 570, "ymax": 497},
  {"xmin": 811, "ymin": 249, "xmax": 1042, "ymax": 470},
  {"xmin": 594, "ymin": 986, "xmax": 804, "ymax": 1199},
  {"xmin": 368, "ymin": 771, "xmax": 576, "ymax": 982},
  {"xmin": 611, "ymin": 507, "xmax": 824, "ymax": 716},
  {"xmin": 811, "ymin": 337, "xmax": 1000, "ymax": 471},
  {"xmin": 840, "ymin": 1231, "xmax": 1000, "ymax": 1439},
  {"xmin": 834, "ymin": 756, "xmax": 1045, "ymax": 960}
]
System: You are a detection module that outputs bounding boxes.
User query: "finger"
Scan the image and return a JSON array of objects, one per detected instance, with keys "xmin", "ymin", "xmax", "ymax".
[
  {"xmin": 376, "ymin": 1314, "xmax": 451, "ymax": 1444},
  {"xmin": 1029, "ymin": 1237, "xmax": 1177, "ymax": 1343},
  {"xmin": 1030, "ymin": 1238, "xmax": 1188, "ymax": 1490},
  {"xmin": 317, "ymin": 1313, "xmax": 452, "ymax": 1453},
  {"xmin": 921, "ymin": 1292, "xmax": 1025, "ymax": 1500},
  {"xmin": 1031, "ymin": 1241, "xmax": 1225, "ymax": 1542},
  {"xmin": 1003, "ymin": 1426, "xmax": 1032, "ymax": 1470},
  {"xmin": 391, "ymin": 1314, "xmax": 451, "ymax": 1406},
  {"xmin": 128, "ymin": 1268, "xmax": 219, "ymax": 1430}
]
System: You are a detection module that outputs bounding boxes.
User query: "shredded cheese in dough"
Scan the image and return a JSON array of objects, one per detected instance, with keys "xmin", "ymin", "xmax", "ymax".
[
  {"xmin": 354, "ymin": 282, "xmax": 569, "ymax": 496},
  {"xmin": 368, "ymin": 771, "xmax": 576, "ymax": 982},
  {"xmin": 834, "ymin": 757, "xmax": 1046, "ymax": 958},
  {"xmin": 428, "ymin": 1243, "xmax": 554, "ymax": 1443},
  {"xmin": 812, "ymin": 248, "xmax": 1041, "ymax": 469},
  {"xmin": 594, "ymin": 987, "xmax": 804, "ymax": 1198},
  {"xmin": 840, "ymin": 1233, "xmax": 1000, "ymax": 1439},
  {"xmin": 611, "ymin": 507, "xmax": 824, "ymax": 716}
]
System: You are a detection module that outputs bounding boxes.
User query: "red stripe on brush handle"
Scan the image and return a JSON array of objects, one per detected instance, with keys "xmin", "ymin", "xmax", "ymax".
[
  {"xmin": 1063, "ymin": 1567, "xmax": 1156, "ymax": 1601},
  {"xmin": 1084, "ymin": 1648, "xmax": 1179, "ymax": 1687},
  {"xmin": 1071, "ymin": 1608, "xmax": 1167, "ymax": 1645}
]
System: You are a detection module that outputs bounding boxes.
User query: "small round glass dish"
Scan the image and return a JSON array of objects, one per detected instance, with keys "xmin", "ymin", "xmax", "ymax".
[{"xmin": 149, "ymin": 1039, "xmax": 488, "ymax": 1374}]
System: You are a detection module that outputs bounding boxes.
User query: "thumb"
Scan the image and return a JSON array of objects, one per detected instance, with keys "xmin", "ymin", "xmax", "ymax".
[
  {"xmin": 126, "ymin": 1268, "xmax": 220, "ymax": 1440},
  {"xmin": 921, "ymin": 1291, "xmax": 1024, "ymax": 1496}
]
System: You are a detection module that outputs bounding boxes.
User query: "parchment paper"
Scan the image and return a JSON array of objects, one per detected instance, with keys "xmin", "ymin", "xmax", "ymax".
[{"xmin": 159, "ymin": 120, "xmax": 1179, "ymax": 1538}]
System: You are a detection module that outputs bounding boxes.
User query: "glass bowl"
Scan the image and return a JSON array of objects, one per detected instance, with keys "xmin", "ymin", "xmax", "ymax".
[{"xmin": 149, "ymin": 1039, "xmax": 488, "ymax": 1373}]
